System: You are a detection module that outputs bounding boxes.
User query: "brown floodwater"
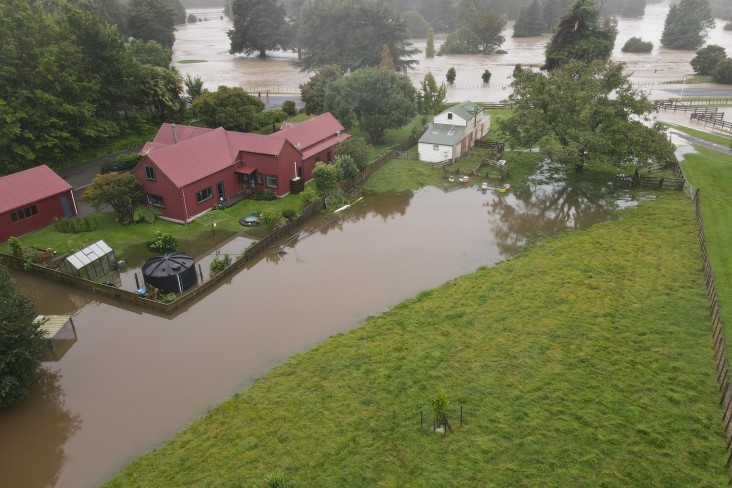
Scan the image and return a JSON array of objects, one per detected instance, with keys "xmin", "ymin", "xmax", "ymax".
[
  {"xmin": 0, "ymin": 179, "xmax": 622, "ymax": 487},
  {"xmin": 174, "ymin": 0, "xmax": 732, "ymax": 102}
]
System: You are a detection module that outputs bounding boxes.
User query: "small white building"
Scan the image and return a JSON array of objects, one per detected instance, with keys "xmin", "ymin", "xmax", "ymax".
[{"xmin": 418, "ymin": 101, "xmax": 491, "ymax": 163}]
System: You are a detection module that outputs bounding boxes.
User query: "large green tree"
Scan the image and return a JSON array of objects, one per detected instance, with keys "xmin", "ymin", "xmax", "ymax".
[
  {"xmin": 189, "ymin": 86, "xmax": 265, "ymax": 131},
  {"xmin": 691, "ymin": 45, "xmax": 727, "ymax": 74},
  {"xmin": 544, "ymin": 0, "xmax": 617, "ymax": 70},
  {"xmin": 297, "ymin": 0, "xmax": 418, "ymax": 73},
  {"xmin": 0, "ymin": 0, "xmax": 115, "ymax": 174},
  {"xmin": 0, "ymin": 264, "xmax": 46, "ymax": 409},
  {"xmin": 299, "ymin": 66, "xmax": 343, "ymax": 115},
  {"xmin": 228, "ymin": 0, "xmax": 291, "ymax": 57},
  {"xmin": 83, "ymin": 172, "xmax": 143, "ymax": 224},
  {"xmin": 324, "ymin": 67, "xmax": 417, "ymax": 144},
  {"xmin": 127, "ymin": 39, "xmax": 173, "ymax": 68},
  {"xmin": 440, "ymin": 9, "xmax": 505, "ymax": 54},
  {"xmin": 513, "ymin": 0, "xmax": 546, "ymax": 37},
  {"xmin": 130, "ymin": 64, "xmax": 184, "ymax": 122},
  {"xmin": 499, "ymin": 61, "xmax": 675, "ymax": 171},
  {"xmin": 126, "ymin": 0, "xmax": 177, "ymax": 48},
  {"xmin": 661, "ymin": 0, "xmax": 714, "ymax": 50}
]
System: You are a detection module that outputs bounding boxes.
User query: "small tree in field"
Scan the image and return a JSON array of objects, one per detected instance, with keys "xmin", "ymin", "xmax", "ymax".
[
  {"xmin": 431, "ymin": 389, "xmax": 449, "ymax": 428},
  {"xmin": 482, "ymin": 69, "xmax": 492, "ymax": 83},
  {"xmin": 446, "ymin": 67, "xmax": 456, "ymax": 84},
  {"xmin": 426, "ymin": 26, "xmax": 436, "ymax": 58},
  {"xmin": 0, "ymin": 264, "xmax": 46, "ymax": 409}
]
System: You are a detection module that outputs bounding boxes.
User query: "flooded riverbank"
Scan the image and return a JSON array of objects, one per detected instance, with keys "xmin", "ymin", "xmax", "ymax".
[
  {"xmin": 0, "ymin": 175, "xmax": 621, "ymax": 487},
  {"xmin": 174, "ymin": 0, "xmax": 732, "ymax": 102}
]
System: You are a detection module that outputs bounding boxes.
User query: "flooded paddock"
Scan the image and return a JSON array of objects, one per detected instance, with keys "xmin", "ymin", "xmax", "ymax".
[
  {"xmin": 174, "ymin": 0, "xmax": 732, "ymax": 102},
  {"xmin": 0, "ymin": 176, "xmax": 621, "ymax": 487}
]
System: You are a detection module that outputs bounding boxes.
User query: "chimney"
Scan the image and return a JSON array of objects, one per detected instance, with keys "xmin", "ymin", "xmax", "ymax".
[{"xmin": 172, "ymin": 123, "xmax": 179, "ymax": 144}]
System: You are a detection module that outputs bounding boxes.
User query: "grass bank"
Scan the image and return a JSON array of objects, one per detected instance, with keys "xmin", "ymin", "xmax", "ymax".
[
  {"xmin": 107, "ymin": 192, "xmax": 727, "ymax": 487},
  {"xmin": 679, "ymin": 145, "xmax": 732, "ymax": 343}
]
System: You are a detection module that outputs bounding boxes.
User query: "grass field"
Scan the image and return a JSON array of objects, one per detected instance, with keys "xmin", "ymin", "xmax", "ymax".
[
  {"xmin": 679, "ymin": 145, "xmax": 732, "ymax": 345},
  {"xmin": 106, "ymin": 192, "xmax": 728, "ymax": 487}
]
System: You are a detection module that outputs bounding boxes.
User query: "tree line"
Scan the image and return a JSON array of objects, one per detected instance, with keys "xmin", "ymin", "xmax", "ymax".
[{"xmin": 0, "ymin": 0, "xmax": 186, "ymax": 176}]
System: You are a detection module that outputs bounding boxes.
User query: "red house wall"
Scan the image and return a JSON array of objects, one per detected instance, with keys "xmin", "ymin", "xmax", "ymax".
[
  {"xmin": 0, "ymin": 190, "xmax": 75, "ymax": 243},
  {"xmin": 134, "ymin": 158, "xmax": 188, "ymax": 222},
  {"xmin": 239, "ymin": 144, "xmax": 302, "ymax": 197},
  {"xmin": 180, "ymin": 168, "xmax": 243, "ymax": 221}
]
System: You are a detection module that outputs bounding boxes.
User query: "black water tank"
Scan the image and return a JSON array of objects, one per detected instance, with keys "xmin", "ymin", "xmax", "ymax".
[{"xmin": 142, "ymin": 253, "xmax": 198, "ymax": 293}]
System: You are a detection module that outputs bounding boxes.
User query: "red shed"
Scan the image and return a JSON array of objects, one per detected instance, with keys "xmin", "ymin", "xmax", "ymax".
[
  {"xmin": 0, "ymin": 165, "xmax": 77, "ymax": 243},
  {"xmin": 134, "ymin": 113, "xmax": 350, "ymax": 223}
]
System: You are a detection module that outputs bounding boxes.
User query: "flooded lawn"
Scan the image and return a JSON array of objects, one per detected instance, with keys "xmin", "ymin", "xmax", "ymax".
[{"xmin": 0, "ymin": 175, "xmax": 621, "ymax": 487}]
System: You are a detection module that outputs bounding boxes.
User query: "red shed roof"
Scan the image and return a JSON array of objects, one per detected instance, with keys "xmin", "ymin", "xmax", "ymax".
[{"xmin": 0, "ymin": 165, "xmax": 72, "ymax": 214}]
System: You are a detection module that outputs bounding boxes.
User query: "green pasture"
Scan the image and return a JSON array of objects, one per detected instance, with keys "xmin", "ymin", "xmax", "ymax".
[{"xmin": 106, "ymin": 192, "xmax": 727, "ymax": 487}]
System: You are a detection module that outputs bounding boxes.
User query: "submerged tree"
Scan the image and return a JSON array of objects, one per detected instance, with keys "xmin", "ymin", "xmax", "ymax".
[
  {"xmin": 500, "ymin": 61, "xmax": 675, "ymax": 171},
  {"xmin": 544, "ymin": 0, "xmax": 617, "ymax": 70},
  {"xmin": 426, "ymin": 25, "xmax": 436, "ymax": 57},
  {"xmin": 297, "ymin": 0, "xmax": 418, "ymax": 73},
  {"xmin": 661, "ymin": 0, "xmax": 714, "ymax": 50},
  {"xmin": 228, "ymin": 0, "xmax": 291, "ymax": 57}
]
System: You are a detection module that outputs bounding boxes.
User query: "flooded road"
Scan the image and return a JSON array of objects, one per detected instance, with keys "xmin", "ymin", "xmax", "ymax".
[
  {"xmin": 174, "ymin": 0, "xmax": 732, "ymax": 102},
  {"xmin": 0, "ymin": 179, "xmax": 617, "ymax": 487}
]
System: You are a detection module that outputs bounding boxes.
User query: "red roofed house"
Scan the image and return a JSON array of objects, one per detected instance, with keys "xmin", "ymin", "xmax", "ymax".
[
  {"xmin": 134, "ymin": 113, "xmax": 350, "ymax": 223},
  {"xmin": 0, "ymin": 165, "xmax": 77, "ymax": 243}
]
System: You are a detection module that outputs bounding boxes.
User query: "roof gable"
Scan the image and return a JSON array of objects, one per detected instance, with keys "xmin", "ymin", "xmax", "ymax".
[
  {"xmin": 436, "ymin": 101, "xmax": 482, "ymax": 123},
  {"xmin": 269, "ymin": 113, "xmax": 346, "ymax": 153},
  {"xmin": 0, "ymin": 165, "xmax": 72, "ymax": 214}
]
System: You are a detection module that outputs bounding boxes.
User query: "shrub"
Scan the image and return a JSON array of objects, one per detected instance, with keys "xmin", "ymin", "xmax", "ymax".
[
  {"xmin": 337, "ymin": 137, "xmax": 371, "ymax": 170},
  {"xmin": 187, "ymin": 13, "xmax": 197, "ymax": 22},
  {"xmin": 261, "ymin": 210, "xmax": 286, "ymax": 229},
  {"xmin": 281, "ymin": 209, "xmax": 298, "ymax": 222},
  {"xmin": 281, "ymin": 100, "xmax": 298, "ymax": 116},
  {"xmin": 158, "ymin": 292, "xmax": 177, "ymax": 303},
  {"xmin": 446, "ymin": 67, "xmax": 456, "ymax": 84},
  {"xmin": 482, "ymin": 69, "xmax": 492, "ymax": 84},
  {"xmin": 335, "ymin": 155, "xmax": 359, "ymax": 180},
  {"xmin": 300, "ymin": 186, "xmax": 319, "ymax": 210},
  {"xmin": 622, "ymin": 37, "xmax": 653, "ymax": 53},
  {"xmin": 133, "ymin": 205, "xmax": 157, "ymax": 223},
  {"xmin": 7, "ymin": 237, "xmax": 23, "ymax": 258},
  {"xmin": 253, "ymin": 189, "xmax": 277, "ymax": 201},
  {"xmin": 209, "ymin": 253, "xmax": 231, "ymax": 276},
  {"xmin": 712, "ymin": 58, "xmax": 732, "ymax": 84},
  {"xmin": 53, "ymin": 216, "xmax": 98, "ymax": 233},
  {"xmin": 312, "ymin": 161, "xmax": 341, "ymax": 195},
  {"xmin": 100, "ymin": 153, "xmax": 140, "ymax": 174},
  {"xmin": 431, "ymin": 389, "xmax": 449, "ymax": 423},
  {"xmin": 146, "ymin": 231, "xmax": 178, "ymax": 254}
]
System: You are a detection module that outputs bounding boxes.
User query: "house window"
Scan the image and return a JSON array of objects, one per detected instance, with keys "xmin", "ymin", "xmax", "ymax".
[
  {"xmin": 327, "ymin": 151, "xmax": 332, "ymax": 162},
  {"xmin": 433, "ymin": 145, "xmax": 439, "ymax": 151},
  {"xmin": 146, "ymin": 194, "xmax": 165, "ymax": 207},
  {"xmin": 10, "ymin": 205, "xmax": 38, "ymax": 222},
  {"xmin": 144, "ymin": 165, "xmax": 156, "ymax": 180},
  {"xmin": 196, "ymin": 186, "xmax": 213, "ymax": 204},
  {"xmin": 447, "ymin": 113, "xmax": 453, "ymax": 120},
  {"xmin": 256, "ymin": 173, "xmax": 263, "ymax": 185},
  {"xmin": 266, "ymin": 174, "xmax": 278, "ymax": 189}
]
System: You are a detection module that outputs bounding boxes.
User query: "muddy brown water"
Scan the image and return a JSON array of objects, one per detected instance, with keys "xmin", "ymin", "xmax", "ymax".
[
  {"xmin": 0, "ymin": 180, "xmax": 623, "ymax": 487},
  {"xmin": 175, "ymin": 0, "xmax": 732, "ymax": 102}
]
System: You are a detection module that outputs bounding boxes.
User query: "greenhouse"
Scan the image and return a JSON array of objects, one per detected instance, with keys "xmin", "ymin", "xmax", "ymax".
[{"xmin": 59, "ymin": 240, "xmax": 117, "ymax": 281}]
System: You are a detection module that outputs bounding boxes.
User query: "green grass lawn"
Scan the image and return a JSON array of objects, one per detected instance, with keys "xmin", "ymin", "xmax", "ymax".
[
  {"xmin": 679, "ymin": 145, "xmax": 732, "ymax": 344},
  {"xmin": 668, "ymin": 124, "xmax": 732, "ymax": 147},
  {"xmin": 106, "ymin": 192, "xmax": 728, "ymax": 487},
  {"xmin": 0, "ymin": 195, "xmax": 304, "ymax": 266}
]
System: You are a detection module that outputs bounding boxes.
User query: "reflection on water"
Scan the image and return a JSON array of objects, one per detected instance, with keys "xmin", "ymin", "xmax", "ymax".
[
  {"xmin": 175, "ymin": 0, "xmax": 732, "ymax": 102},
  {"xmin": 0, "ymin": 369, "xmax": 81, "ymax": 488},
  {"xmin": 0, "ymin": 174, "xmax": 621, "ymax": 487}
]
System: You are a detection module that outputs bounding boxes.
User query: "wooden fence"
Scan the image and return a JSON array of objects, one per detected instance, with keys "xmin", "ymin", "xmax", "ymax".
[
  {"xmin": 692, "ymin": 188, "xmax": 732, "ymax": 479},
  {"xmin": 656, "ymin": 98, "xmax": 732, "ymax": 111},
  {"xmin": 614, "ymin": 163, "xmax": 684, "ymax": 190},
  {"xmin": 3, "ymin": 131, "xmax": 424, "ymax": 314}
]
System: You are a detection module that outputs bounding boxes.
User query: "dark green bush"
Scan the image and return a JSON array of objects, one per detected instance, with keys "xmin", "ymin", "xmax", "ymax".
[
  {"xmin": 281, "ymin": 209, "xmax": 298, "ymax": 221},
  {"xmin": 253, "ymin": 189, "xmax": 277, "ymax": 201},
  {"xmin": 209, "ymin": 254, "xmax": 232, "ymax": 276},
  {"xmin": 101, "ymin": 153, "xmax": 140, "ymax": 174},
  {"xmin": 622, "ymin": 37, "xmax": 653, "ymax": 53},
  {"xmin": 281, "ymin": 100, "xmax": 298, "ymax": 116},
  {"xmin": 53, "ymin": 216, "xmax": 98, "ymax": 233},
  {"xmin": 146, "ymin": 231, "xmax": 178, "ymax": 253}
]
